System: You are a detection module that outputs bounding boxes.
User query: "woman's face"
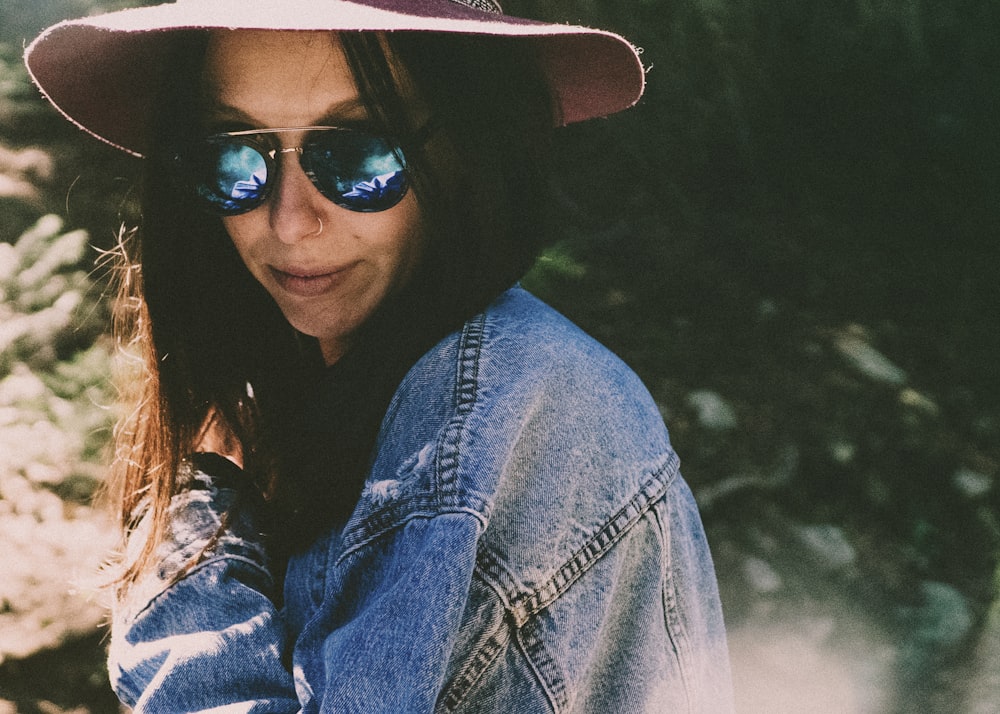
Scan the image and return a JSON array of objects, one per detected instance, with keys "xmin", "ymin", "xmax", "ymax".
[{"xmin": 201, "ymin": 31, "xmax": 425, "ymax": 365}]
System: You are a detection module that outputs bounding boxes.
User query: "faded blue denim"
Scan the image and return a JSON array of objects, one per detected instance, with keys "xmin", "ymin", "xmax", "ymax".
[{"xmin": 109, "ymin": 287, "xmax": 734, "ymax": 712}]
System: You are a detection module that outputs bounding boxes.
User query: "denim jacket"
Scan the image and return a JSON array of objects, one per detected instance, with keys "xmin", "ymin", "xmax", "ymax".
[{"xmin": 109, "ymin": 287, "xmax": 734, "ymax": 713}]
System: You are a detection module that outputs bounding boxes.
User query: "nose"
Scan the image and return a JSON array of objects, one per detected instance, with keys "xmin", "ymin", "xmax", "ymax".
[{"xmin": 267, "ymin": 150, "xmax": 328, "ymax": 245}]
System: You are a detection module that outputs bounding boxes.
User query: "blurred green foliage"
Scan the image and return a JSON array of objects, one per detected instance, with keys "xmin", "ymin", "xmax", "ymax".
[{"xmin": 514, "ymin": 0, "xmax": 999, "ymax": 397}]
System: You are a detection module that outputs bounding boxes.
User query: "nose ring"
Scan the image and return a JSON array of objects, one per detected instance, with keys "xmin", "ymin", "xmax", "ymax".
[{"xmin": 311, "ymin": 217, "xmax": 324, "ymax": 236}]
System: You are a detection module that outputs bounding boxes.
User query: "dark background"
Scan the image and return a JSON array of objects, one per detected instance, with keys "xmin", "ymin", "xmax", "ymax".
[{"xmin": 1, "ymin": 0, "xmax": 997, "ymax": 711}]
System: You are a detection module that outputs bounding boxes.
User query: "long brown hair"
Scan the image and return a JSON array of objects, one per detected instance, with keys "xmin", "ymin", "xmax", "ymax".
[{"xmin": 105, "ymin": 30, "xmax": 554, "ymax": 591}]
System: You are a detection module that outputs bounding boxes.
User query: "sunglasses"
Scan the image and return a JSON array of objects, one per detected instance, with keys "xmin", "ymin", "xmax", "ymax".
[{"xmin": 171, "ymin": 125, "xmax": 423, "ymax": 216}]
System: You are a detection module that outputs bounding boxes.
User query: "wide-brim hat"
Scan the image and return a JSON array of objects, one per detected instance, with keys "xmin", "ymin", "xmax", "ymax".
[{"xmin": 24, "ymin": 0, "xmax": 645, "ymax": 158}]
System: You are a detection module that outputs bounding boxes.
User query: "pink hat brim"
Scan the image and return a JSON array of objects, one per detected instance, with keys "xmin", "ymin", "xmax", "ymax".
[{"xmin": 24, "ymin": 0, "xmax": 646, "ymax": 157}]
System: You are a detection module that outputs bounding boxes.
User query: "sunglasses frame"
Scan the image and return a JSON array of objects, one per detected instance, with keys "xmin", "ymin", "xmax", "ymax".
[{"xmin": 173, "ymin": 124, "xmax": 419, "ymax": 216}]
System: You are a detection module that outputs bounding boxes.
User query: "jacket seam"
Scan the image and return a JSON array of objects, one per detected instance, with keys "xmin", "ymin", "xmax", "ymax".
[
  {"xmin": 437, "ymin": 598, "xmax": 511, "ymax": 712},
  {"xmin": 653, "ymin": 496, "xmax": 695, "ymax": 712},
  {"xmin": 125, "ymin": 554, "xmax": 274, "ymax": 624},
  {"xmin": 436, "ymin": 312, "xmax": 486, "ymax": 510},
  {"xmin": 339, "ymin": 311, "xmax": 489, "ymax": 560},
  {"xmin": 437, "ymin": 593, "xmax": 565, "ymax": 714},
  {"xmin": 501, "ymin": 453, "xmax": 679, "ymax": 627},
  {"xmin": 515, "ymin": 616, "xmax": 567, "ymax": 712},
  {"xmin": 336, "ymin": 507, "xmax": 488, "ymax": 565}
]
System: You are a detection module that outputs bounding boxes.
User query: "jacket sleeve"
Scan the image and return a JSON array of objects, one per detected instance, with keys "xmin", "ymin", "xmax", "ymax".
[
  {"xmin": 107, "ymin": 455, "xmax": 301, "ymax": 713},
  {"xmin": 291, "ymin": 511, "xmax": 484, "ymax": 714}
]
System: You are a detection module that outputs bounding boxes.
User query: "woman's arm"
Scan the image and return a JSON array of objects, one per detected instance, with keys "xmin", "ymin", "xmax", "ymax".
[{"xmin": 108, "ymin": 455, "xmax": 300, "ymax": 712}]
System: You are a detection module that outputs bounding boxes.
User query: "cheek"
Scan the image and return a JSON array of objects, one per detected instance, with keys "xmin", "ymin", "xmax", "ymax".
[
  {"xmin": 350, "ymin": 193, "xmax": 422, "ymax": 263},
  {"xmin": 384, "ymin": 205, "xmax": 426, "ymax": 280},
  {"xmin": 220, "ymin": 215, "xmax": 262, "ymax": 265},
  {"xmin": 221, "ymin": 214, "xmax": 250, "ymax": 244}
]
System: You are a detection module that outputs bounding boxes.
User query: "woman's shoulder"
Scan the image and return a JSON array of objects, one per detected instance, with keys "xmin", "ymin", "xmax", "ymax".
[
  {"xmin": 351, "ymin": 286, "xmax": 680, "ymax": 555},
  {"xmin": 480, "ymin": 286, "xmax": 638, "ymax": 380},
  {"xmin": 393, "ymin": 286, "xmax": 661, "ymax": 425},
  {"xmin": 475, "ymin": 284, "xmax": 676, "ymax": 476},
  {"xmin": 411, "ymin": 287, "xmax": 682, "ymax": 594},
  {"xmin": 380, "ymin": 286, "xmax": 675, "ymax": 496},
  {"xmin": 474, "ymin": 286, "xmax": 661, "ymax": 422}
]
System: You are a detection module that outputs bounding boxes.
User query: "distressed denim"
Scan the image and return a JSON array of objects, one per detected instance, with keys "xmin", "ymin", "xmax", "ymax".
[{"xmin": 109, "ymin": 287, "xmax": 734, "ymax": 713}]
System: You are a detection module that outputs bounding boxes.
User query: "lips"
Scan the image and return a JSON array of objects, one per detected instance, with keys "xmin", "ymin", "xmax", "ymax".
[{"xmin": 269, "ymin": 264, "xmax": 352, "ymax": 298}]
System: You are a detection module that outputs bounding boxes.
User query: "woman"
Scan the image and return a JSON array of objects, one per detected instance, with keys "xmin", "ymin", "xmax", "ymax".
[{"xmin": 26, "ymin": 0, "xmax": 733, "ymax": 711}]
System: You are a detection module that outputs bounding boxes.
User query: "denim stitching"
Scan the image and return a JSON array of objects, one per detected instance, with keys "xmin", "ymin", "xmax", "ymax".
[
  {"xmin": 509, "ymin": 453, "xmax": 679, "ymax": 626},
  {"xmin": 124, "ymin": 555, "xmax": 274, "ymax": 625},
  {"xmin": 453, "ymin": 456, "xmax": 680, "ymax": 712},
  {"xmin": 654, "ymin": 490, "xmax": 695, "ymax": 712},
  {"xmin": 438, "ymin": 590, "xmax": 511, "ymax": 711},
  {"xmin": 336, "ymin": 313, "xmax": 488, "ymax": 561},
  {"xmin": 438, "ymin": 312, "xmax": 486, "ymax": 509},
  {"xmin": 337, "ymin": 498, "xmax": 489, "ymax": 562},
  {"xmin": 516, "ymin": 616, "xmax": 568, "ymax": 712},
  {"xmin": 471, "ymin": 455, "xmax": 681, "ymax": 620}
]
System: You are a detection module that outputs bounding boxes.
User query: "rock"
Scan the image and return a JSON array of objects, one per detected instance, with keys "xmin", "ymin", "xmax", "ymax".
[
  {"xmin": 909, "ymin": 581, "xmax": 974, "ymax": 652},
  {"xmin": 899, "ymin": 388, "xmax": 940, "ymax": 417},
  {"xmin": 743, "ymin": 557, "xmax": 782, "ymax": 594},
  {"xmin": 952, "ymin": 468, "xmax": 992, "ymax": 499},
  {"xmin": 827, "ymin": 438, "xmax": 857, "ymax": 465},
  {"xmin": 756, "ymin": 298, "xmax": 779, "ymax": 320},
  {"xmin": 795, "ymin": 524, "xmax": 857, "ymax": 570},
  {"xmin": 833, "ymin": 327, "xmax": 907, "ymax": 386},
  {"xmin": 686, "ymin": 389, "xmax": 738, "ymax": 431}
]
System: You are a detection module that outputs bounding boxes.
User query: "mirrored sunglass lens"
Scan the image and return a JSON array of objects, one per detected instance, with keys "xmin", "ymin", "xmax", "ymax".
[
  {"xmin": 303, "ymin": 131, "xmax": 407, "ymax": 212},
  {"xmin": 194, "ymin": 141, "xmax": 269, "ymax": 213}
]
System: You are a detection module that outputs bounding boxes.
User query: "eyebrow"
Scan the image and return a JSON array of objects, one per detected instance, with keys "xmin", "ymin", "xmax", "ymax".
[{"xmin": 200, "ymin": 96, "xmax": 370, "ymax": 130}]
